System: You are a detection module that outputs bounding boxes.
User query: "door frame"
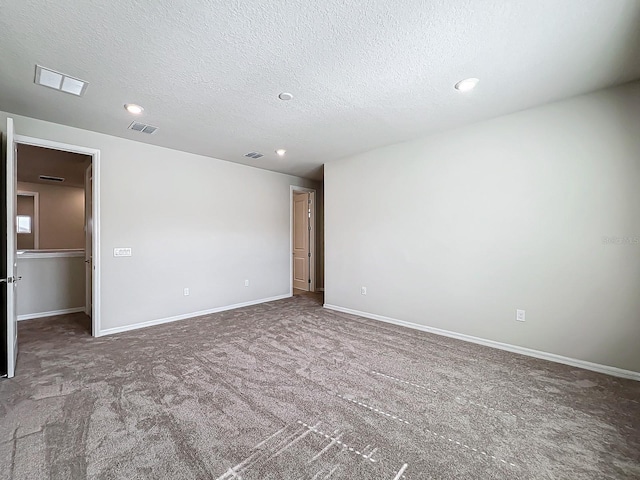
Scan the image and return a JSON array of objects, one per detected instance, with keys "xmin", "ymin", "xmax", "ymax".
[
  {"xmin": 84, "ymin": 164, "xmax": 92, "ymax": 317},
  {"xmin": 13, "ymin": 134, "xmax": 101, "ymax": 336},
  {"xmin": 290, "ymin": 185, "xmax": 316, "ymax": 295}
]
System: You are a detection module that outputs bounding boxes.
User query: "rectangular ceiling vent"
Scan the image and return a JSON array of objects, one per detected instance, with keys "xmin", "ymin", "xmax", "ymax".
[
  {"xmin": 39, "ymin": 175, "xmax": 65, "ymax": 182},
  {"xmin": 34, "ymin": 65, "xmax": 88, "ymax": 96},
  {"xmin": 128, "ymin": 121, "xmax": 158, "ymax": 134},
  {"xmin": 244, "ymin": 152, "xmax": 263, "ymax": 159}
]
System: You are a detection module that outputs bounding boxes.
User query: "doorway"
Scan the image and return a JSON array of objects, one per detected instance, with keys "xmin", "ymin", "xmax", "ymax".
[
  {"xmin": 290, "ymin": 186, "xmax": 316, "ymax": 295},
  {"xmin": 2, "ymin": 117, "xmax": 101, "ymax": 378}
]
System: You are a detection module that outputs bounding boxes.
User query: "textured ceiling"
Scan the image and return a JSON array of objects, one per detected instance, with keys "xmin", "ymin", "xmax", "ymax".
[
  {"xmin": 1, "ymin": 0, "xmax": 639, "ymax": 180},
  {"xmin": 17, "ymin": 144, "xmax": 89, "ymax": 188}
]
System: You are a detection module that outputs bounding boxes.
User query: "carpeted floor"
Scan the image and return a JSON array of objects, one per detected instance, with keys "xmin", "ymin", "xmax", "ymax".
[{"xmin": 1, "ymin": 294, "xmax": 639, "ymax": 479}]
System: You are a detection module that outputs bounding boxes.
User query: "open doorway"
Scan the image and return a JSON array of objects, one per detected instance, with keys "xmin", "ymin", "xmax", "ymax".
[
  {"xmin": 15, "ymin": 144, "xmax": 92, "ymax": 333},
  {"xmin": 0, "ymin": 118, "xmax": 100, "ymax": 378},
  {"xmin": 290, "ymin": 186, "xmax": 316, "ymax": 296},
  {"xmin": 2, "ymin": 121, "xmax": 101, "ymax": 378}
]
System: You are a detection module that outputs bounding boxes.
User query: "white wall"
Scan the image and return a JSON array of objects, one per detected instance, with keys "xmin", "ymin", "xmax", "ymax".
[
  {"xmin": 1, "ymin": 112, "xmax": 316, "ymax": 332},
  {"xmin": 17, "ymin": 253, "xmax": 85, "ymax": 318},
  {"xmin": 325, "ymin": 81, "xmax": 640, "ymax": 373}
]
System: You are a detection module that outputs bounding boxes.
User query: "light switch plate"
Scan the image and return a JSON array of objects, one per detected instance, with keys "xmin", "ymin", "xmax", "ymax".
[
  {"xmin": 114, "ymin": 247, "xmax": 132, "ymax": 257},
  {"xmin": 516, "ymin": 309, "xmax": 526, "ymax": 322}
]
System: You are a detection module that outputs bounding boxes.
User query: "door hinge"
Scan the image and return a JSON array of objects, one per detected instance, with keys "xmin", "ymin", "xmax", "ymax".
[
  {"xmin": 308, "ymin": 279, "xmax": 311, "ymax": 283},
  {"xmin": 308, "ymin": 252, "xmax": 311, "ymax": 257}
]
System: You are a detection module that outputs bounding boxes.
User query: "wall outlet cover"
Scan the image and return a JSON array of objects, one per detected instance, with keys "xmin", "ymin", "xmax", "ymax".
[{"xmin": 516, "ymin": 309, "xmax": 526, "ymax": 322}]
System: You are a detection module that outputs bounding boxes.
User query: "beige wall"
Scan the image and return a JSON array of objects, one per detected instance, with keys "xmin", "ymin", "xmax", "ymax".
[
  {"xmin": 18, "ymin": 181, "xmax": 84, "ymax": 250},
  {"xmin": 2, "ymin": 111, "xmax": 316, "ymax": 332},
  {"xmin": 325, "ymin": 81, "xmax": 640, "ymax": 373},
  {"xmin": 16, "ymin": 194, "xmax": 35, "ymax": 250}
]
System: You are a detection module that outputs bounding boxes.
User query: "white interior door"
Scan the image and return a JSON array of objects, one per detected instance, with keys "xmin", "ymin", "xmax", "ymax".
[
  {"xmin": 2, "ymin": 118, "xmax": 18, "ymax": 377},
  {"xmin": 292, "ymin": 192, "xmax": 310, "ymax": 291},
  {"xmin": 84, "ymin": 163, "xmax": 93, "ymax": 319}
]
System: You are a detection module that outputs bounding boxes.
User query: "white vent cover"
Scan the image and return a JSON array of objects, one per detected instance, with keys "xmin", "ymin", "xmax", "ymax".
[
  {"xmin": 128, "ymin": 121, "xmax": 158, "ymax": 134},
  {"xmin": 39, "ymin": 175, "xmax": 65, "ymax": 182},
  {"xmin": 34, "ymin": 65, "xmax": 88, "ymax": 96},
  {"xmin": 244, "ymin": 152, "xmax": 263, "ymax": 159}
]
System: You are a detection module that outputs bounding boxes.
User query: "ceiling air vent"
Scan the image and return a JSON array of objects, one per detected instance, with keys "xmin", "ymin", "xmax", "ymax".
[
  {"xmin": 128, "ymin": 121, "xmax": 158, "ymax": 134},
  {"xmin": 34, "ymin": 65, "xmax": 88, "ymax": 96},
  {"xmin": 244, "ymin": 152, "xmax": 263, "ymax": 159},
  {"xmin": 39, "ymin": 175, "xmax": 65, "ymax": 182}
]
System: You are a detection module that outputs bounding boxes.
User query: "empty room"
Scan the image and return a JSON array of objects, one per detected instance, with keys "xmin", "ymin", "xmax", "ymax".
[{"xmin": 1, "ymin": 1, "xmax": 639, "ymax": 479}]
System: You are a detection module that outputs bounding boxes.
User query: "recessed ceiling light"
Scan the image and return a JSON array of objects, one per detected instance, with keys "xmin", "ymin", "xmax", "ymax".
[
  {"xmin": 124, "ymin": 103, "xmax": 144, "ymax": 114},
  {"xmin": 454, "ymin": 78, "xmax": 479, "ymax": 92},
  {"xmin": 34, "ymin": 65, "xmax": 88, "ymax": 96},
  {"xmin": 278, "ymin": 92, "xmax": 293, "ymax": 101},
  {"xmin": 276, "ymin": 149, "xmax": 286, "ymax": 156}
]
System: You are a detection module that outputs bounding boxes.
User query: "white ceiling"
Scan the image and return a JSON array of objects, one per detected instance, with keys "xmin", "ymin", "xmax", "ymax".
[{"xmin": 1, "ymin": 0, "xmax": 639, "ymax": 180}]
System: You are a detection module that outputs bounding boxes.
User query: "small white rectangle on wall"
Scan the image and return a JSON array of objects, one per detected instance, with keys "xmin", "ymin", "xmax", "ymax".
[{"xmin": 114, "ymin": 247, "xmax": 132, "ymax": 257}]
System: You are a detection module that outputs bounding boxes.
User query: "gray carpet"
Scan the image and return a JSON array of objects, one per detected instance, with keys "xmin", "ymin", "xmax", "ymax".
[{"xmin": 1, "ymin": 294, "xmax": 639, "ymax": 479}]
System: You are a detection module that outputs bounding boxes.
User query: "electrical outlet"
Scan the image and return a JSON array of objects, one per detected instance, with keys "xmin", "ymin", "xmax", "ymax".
[
  {"xmin": 244, "ymin": 279, "xmax": 249, "ymax": 287},
  {"xmin": 516, "ymin": 309, "xmax": 525, "ymax": 322},
  {"xmin": 361, "ymin": 286, "xmax": 367, "ymax": 295},
  {"xmin": 184, "ymin": 288, "xmax": 190, "ymax": 296}
]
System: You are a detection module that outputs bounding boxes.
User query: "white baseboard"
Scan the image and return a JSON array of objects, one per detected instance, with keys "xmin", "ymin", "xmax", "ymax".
[
  {"xmin": 18, "ymin": 307, "xmax": 86, "ymax": 321},
  {"xmin": 323, "ymin": 304, "xmax": 640, "ymax": 382},
  {"xmin": 98, "ymin": 294, "xmax": 292, "ymax": 337}
]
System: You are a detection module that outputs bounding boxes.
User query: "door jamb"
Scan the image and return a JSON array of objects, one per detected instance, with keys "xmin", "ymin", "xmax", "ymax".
[
  {"xmin": 84, "ymin": 164, "xmax": 92, "ymax": 317},
  {"xmin": 290, "ymin": 185, "xmax": 316, "ymax": 296},
  {"xmin": 13, "ymin": 135, "xmax": 101, "ymax": 337}
]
